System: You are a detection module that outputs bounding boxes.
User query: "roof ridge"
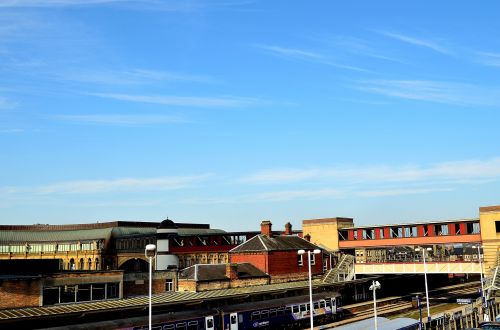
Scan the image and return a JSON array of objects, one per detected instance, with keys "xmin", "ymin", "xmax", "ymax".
[
  {"xmin": 257, "ymin": 235, "xmax": 269, "ymax": 251},
  {"xmin": 229, "ymin": 235, "xmax": 260, "ymax": 252}
]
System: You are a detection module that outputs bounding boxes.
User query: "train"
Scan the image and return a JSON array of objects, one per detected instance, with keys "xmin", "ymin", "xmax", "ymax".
[{"xmin": 40, "ymin": 292, "xmax": 342, "ymax": 330}]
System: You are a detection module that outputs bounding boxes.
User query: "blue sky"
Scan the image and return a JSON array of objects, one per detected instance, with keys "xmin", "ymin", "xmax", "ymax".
[{"xmin": 1, "ymin": 0, "xmax": 500, "ymax": 231}]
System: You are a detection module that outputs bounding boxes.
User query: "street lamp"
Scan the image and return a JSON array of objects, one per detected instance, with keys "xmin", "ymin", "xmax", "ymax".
[
  {"xmin": 415, "ymin": 246, "xmax": 432, "ymax": 324},
  {"xmin": 472, "ymin": 245, "xmax": 487, "ymax": 321},
  {"xmin": 298, "ymin": 248, "xmax": 321, "ymax": 330},
  {"xmin": 145, "ymin": 244, "xmax": 157, "ymax": 330},
  {"xmin": 472, "ymin": 245, "xmax": 485, "ymax": 301},
  {"xmin": 369, "ymin": 280, "xmax": 381, "ymax": 330}
]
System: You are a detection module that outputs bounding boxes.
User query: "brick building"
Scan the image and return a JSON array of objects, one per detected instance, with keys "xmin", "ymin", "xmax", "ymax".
[{"xmin": 229, "ymin": 221, "xmax": 325, "ymax": 283}]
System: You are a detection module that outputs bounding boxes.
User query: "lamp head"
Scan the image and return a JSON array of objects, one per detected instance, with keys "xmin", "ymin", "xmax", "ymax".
[
  {"xmin": 297, "ymin": 249, "xmax": 305, "ymax": 255},
  {"xmin": 313, "ymin": 249, "xmax": 321, "ymax": 254},
  {"xmin": 145, "ymin": 244, "xmax": 157, "ymax": 258}
]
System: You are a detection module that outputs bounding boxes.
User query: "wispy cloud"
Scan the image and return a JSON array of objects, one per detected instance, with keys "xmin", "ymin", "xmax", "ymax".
[
  {"xmin": 182, "ymin": 186, "xmax": 454, "ymax": 204},
  {"xmin": 255, "ymin": 44, "xmax": 325, "ymax": 61},
  {"xmin": 240, "ymin": 158, "xmax": 500, "ymax": 185},
  {"xmin": 0, "ymin": 0, "xmax": 255, "ymax": 10},
  {"xmin": 254, "ymin": 44, "xmax": 370, "ymax": 72},
  {"xmin": 89, "ymin": 92, "xmax": 264, "ymax": 108},
  {"xmin": 320, "ymin": 35, "xmax": 406, "ymax": 64},
  {"xmin": 0, "ymin": 128, "xmax": 24, "ymax": 133},
  {"xmin": 1, "ymin": 174, "xmax": 212, "ymax": 195},
  {"xmin": 476, "ymin": 52, "xmax": 500, "ymax": 68},
  {"xmin": 377, "ymin": 30, "xmax": 451, "ymax": 55},
  {"xmin": 356, "ymin": 79, "xmax": 500, "ymax": 106},
  {"xmin": 0, "ymin": 96, "xmax": 17, "ymax": 109},
  {"xmin": 53, "ymin": 114, "xmax": 187, "ymax": 126},
  {"xmin": 55, "ymin": 68, "xmax": 217, "ymax": 85},
  {"xmin": 356, "ymin": 187, "xmax": 453, "ymax": 197}
]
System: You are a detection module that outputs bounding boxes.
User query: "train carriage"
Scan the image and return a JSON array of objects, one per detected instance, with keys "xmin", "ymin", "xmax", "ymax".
[{"xmin": 220, "ymin": 292, "xmax": 341, "ymax": 329}]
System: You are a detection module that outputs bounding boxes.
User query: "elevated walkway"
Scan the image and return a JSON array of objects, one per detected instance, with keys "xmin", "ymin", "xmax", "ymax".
[{"xmin": 355, "ymin": 261, "xmax": 484, "ymax": 275}]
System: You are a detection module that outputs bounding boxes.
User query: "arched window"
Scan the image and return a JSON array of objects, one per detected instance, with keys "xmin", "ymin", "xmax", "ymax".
[
  {"xmin": 88, "ymin": 258, "xmax": 92, "ymax": 270},
  {"xmin": 69, "ymin": 258, "xmax": 75, "ymax": 270},
  {"xmin": 79, "ymin": 258, "xmax": 84, "ymax": 270},
  {"xmin": 95, "ymin": 258, "xmax": 100, "ymax": 270}
]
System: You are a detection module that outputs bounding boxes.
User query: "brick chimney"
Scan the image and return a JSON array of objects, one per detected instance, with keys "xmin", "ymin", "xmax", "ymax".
[
  {"xmin": 260, "ymin": 220, "xmax": 272, "ymax": 236},
  {"xmin": 226, "ymin": 263, "xmax": 238, "ymax": 280},
  {"xmin": 304, "ymin": 233, "xmax": 311, "ymax": 242},
  {"xmin": 283, "ymin": 222, "xmax": 292, "ymax": 235}
]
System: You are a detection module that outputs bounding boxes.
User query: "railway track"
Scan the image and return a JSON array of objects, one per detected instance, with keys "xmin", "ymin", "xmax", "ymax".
[{"xmin": 317, "ymin": 282, "xmax": 481, "ymax": 329}]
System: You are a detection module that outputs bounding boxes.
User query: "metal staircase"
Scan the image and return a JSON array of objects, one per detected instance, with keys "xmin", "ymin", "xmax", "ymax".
[
  {"xmin": 322, "ymin": 254, "xmax": 355, "ymax": 283},
  {"xmin": 485, "ymin": 249, "xmax": 500, "ymax": 300}
]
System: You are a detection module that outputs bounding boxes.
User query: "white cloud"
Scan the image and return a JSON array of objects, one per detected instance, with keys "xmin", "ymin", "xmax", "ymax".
[
  {"xmin": 0, "ymin": 0, "xmax": 255, "ymax": 10},
  {"xmin": 377, "ymin": 30, "xmax": 451, "ymax": 55},
  {"xmin": 240, "ymin": 158, "xmax": 500, "ymax": 185},
  {"xmin": 254, "ymin": 44, "xmax": 370, "ymax": 72},
  {"xmin": 53, "ymin": 114, "xmax": 187, "ymax": 126},
  {"xmin": 476, "ymin": 52, "xmax": 500, "ymax": 68},
  {"xmin": 89, "ymin": 92, "xmax": 263, "ymax": 108},
  {"xmin": 255, "ymin": 44, "xmax": 325, "ymax": 60},
  {"xmin": 0, "ymin": 96, "xmax": 17, "ymax": 109},
  {"xmin": 55, "ymin": 69, "xmax": 217, "ymax": 85},
  {"xmin": 1, "ymin": 174, "xmax": 212, "ymax": 195},
  {"xmin": 356, "ymin": 79, "xmax": 500, "ymax": 106}
]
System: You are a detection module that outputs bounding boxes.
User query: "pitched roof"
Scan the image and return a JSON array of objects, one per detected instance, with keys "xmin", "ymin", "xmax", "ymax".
[
  {"xmin": 229, "ymin": 234, "xmax": 321, "ymax": 253},
  {"xmin": 179, "ymin": 263, "xmax": 269, "ymax": 281}
]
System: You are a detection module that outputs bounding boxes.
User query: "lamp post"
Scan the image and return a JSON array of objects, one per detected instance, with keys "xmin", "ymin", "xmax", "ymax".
[
  {"xmin": 473, "ymin": 244, "xmax": 487, "ymax": 321},
  {"xmin": 415, "ymin": 247, "xmax": 432, "ymax": 324},
  {"xmin": 472, "ymin": 245, "xmax": 485, "ymax": 302},
  {"xmin": 145, "ymin": 244, "xmax": 157, "ymax": 330},
  {"xmin": 369, "ymin": 280, "xmax": 381, "ymax": 330},
  {"xmin": 298, "ymin": 248, "xmax": 321, "ymax": 330}
]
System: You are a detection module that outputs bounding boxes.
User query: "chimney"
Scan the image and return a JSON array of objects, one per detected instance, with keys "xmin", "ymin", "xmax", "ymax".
[
  {"xmin": 260, "ymin": 220, "xmax": 272, "ymax": 236},
  {"xmin": 226, "ymin": 263, "xmax": 238, "ymax": 280},
  {"xmin": 304, "ymin": 233, "xmax": 311, "ymax": 242},
  {"xmin": 283, "ymin": 222, "xmax": 293, "ymax": 235}
]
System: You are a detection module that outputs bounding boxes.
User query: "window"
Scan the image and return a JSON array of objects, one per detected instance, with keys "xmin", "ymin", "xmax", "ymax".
[
  {"xmin": 206, "ymin": 319, "xmax": 214, "ymax": 328},
  {"xmin": 338, "ymin": 230, "xmax": 348, "ymax": 241},
  {"xmin": 473, "ymin": 223, "xmax": 480, "ymax": 234},
  {"xmin": 187, "ymin": 321, "xmax": 198, "ymax": 330},
  {"xmin": 285, "ymin": 306, "xmax": 292, "ymax": 314},
  {"xmin": 106, "ymin": 283, "xmax": 119, "ymax": 299},
  {"xmin": 176, "ymin": 322, "xmax": 186, "ymax": 330},
  {"xmin": 61, "ymin": 285, "xmax": 77, "ymax": 303},
  {"xmin": 77, "ymin": 284, "xmax": 91, "ymax": 302},
  {"xmin": 379, "ymin": 228, "xmax": 384, "ymax": 239},
  {"xmin": 165, "ymin": 279, "xmax": 173, "ymax": 292},
  {"xmin": 311, "ymin": 253, "xmax": 316, "ymax": 265},
  {"xmin": 353, "ymin": 230, "xmax": 358, "ymax": 240},
  {"xmin": 277, "ymin": 307, "xmax": 285, "ymax": 316},
  {"xmin": 423, "ymin": 225, "xmax": 429, "ymax": 236},
  {"xmin": 320, "ymin": 300, "xmax": 326, "ymax": 308},
  {"xmin": 261, "ymin": 310, "xmax": 269, "ymax": 319},
  {"xmin": 496, "ymin": 221, "xmax": 500, "ymax": 233},
  {"xmin": 390, "ymin": 227, "xmax": 402, "ymax": 238},
  {"xmin": 230, "ymin": 315, "xmax": 237, "ymax": 324},
  {"xmin": 297, "ymin": 254, "xmax": 303, "ymax": 266},
  {"xmin": 300, "ymin": 304, "xmax": 307, "ymax": 312},
  {"xmin": 92, "ymin": 284, "xmax": 105, "ymax": 300},
  {"xmin": 251, "ymin": 312, "xmax": 260, "ymax": 320},
  {"xmin": 292, "ymin": 305, "xmax": 299, "ymax": 313},
  {"xmin": 270, "ymin": 309, "xmax": 277, "ymax": 318},
  {"xmin": 314, "ymin": 302, "xmax": 319, "ymax": 309},
  {"xmin": 164, "ymin": 325, "xmax": 175, "ymax": 330}
]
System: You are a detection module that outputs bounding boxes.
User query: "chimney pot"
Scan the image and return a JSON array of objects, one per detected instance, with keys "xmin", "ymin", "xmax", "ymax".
[{"xmin": 260, "ymin": 220, "xmax": 272, "ymax": 236}]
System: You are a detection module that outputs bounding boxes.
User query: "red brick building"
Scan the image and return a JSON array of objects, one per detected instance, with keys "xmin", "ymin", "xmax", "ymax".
[{"xmin": 229, "ymin": 221, "xmax": 324, "ymax": 283}]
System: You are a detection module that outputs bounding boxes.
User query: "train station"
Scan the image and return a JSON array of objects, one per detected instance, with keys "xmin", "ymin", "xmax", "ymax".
[{"xmin": 0, "ymin": 204, "xmax": 499, "ymax": 329}]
